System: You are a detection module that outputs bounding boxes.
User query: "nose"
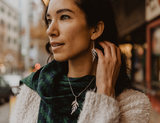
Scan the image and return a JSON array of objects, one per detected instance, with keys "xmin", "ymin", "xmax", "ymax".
[{"xmin": 46, "ymin": 20, "xmax": 59, "ymax": 37}]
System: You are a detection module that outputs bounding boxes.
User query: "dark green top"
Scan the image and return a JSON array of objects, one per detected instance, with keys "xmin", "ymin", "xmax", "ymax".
[{"xmin": 20, "ymin": 60, "xmax": 96, "ymax": 123}]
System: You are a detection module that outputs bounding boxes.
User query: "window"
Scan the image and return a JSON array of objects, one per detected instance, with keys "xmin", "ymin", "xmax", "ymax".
[
  {"xmin": 152, "ymin": 27, "xmax": 160, "ymax": 81},
  {"xmin": 8, "ymin": 11, "xmax": 11, "ymax": 16},
  {"xmin": 14, "ymin": 27, "xmax": 17, "ymax": 31},
  {"xmin": 8, "ymin": 37, "xmax": 10, "ymax": 43},
  {"xmin": 8, "ymin": 24, "xmax": 11, "ymax": 29},
  {"xmin": 1, "ymin": 7, "xmax": 4, "ymax": 12},
  {"xmin": 14, "ymin": 15, "xmax": 17, "ymax": 20},
  {"xmin": 0, "ymin": 34, "xmax": 4, "ymax": 41},
  {"xmin": 0, "ymin": 34, "xmax": 2, "ymax": 40},
  {"xmin": 14, "ymin": 39, "xmax": 16, "ymax": 44},
  {"xmin": 0, "ymin": 20, "xmax": 4, "ymax": 25}
]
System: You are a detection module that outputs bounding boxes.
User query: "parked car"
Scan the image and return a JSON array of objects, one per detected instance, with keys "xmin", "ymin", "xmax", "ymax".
[
  {"xmin": 3, "ymin": 74, "xmax": 21, "ymax": 95},
  {"xmin": 0, "ymin": 76, "xmax": 13, "ymax": 105}
]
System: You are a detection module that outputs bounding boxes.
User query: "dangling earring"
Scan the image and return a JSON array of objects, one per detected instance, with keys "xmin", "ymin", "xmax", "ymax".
[{"xmin": 91, "ymin": 41, "xmax": 97, "ymax": 62}]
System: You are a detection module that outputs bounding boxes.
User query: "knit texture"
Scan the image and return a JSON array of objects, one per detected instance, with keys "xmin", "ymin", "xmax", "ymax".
[
  {"xmin": 10, "ymin": 85, "xmax": 41, "ymax": 123},
  {"xmin": 10, "ymin": 85, "xmax": 151, "ymax": 123},
  {"xmin": 19, "ymin": 60, "xmax": 96, "ymax": 123}
]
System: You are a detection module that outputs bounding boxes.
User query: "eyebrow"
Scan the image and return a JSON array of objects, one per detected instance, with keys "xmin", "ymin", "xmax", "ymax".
[{"xmin": 46, "ymin": 9, "xmax": 74, "ymax": 18}]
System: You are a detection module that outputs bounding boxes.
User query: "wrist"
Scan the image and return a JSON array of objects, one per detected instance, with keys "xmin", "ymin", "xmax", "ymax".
[{"xmin": 97, "ymin": 86, "xmax": 115, "ymax": 97}]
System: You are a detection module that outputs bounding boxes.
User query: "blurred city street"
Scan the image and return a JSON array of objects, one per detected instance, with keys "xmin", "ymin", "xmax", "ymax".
[
  {"xmin": 0, "ymin": 103, "xmax": 9, "ymax": 123},
  {"xmin": 0, "ymin": 0, "xmax": 160, "ymax": 122}
]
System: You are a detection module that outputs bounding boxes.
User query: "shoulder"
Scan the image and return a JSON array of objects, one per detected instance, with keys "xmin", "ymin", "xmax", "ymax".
[
  {"xmin": 116, "ymin": 89, "xmax": 151, "ymax": 122},
  {"xmin": 18, "ymin": 84, "xmax": 40, "ymax": 100},
  {"xmin": 10, "ymin": 84, "xmax": 41, "ymax": 123},
  {"xmin": 16, "ymin": 84, "xmax": 41, "ymax": 109},
  {"xmin": 116, "ymin": 89, "xmax": 150, "ymax": 104}
]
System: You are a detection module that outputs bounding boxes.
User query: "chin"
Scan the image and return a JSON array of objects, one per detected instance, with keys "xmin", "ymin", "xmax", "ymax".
[{"xmin": 54, "ymin": 55, "xmax": 68, "ymax": 62}]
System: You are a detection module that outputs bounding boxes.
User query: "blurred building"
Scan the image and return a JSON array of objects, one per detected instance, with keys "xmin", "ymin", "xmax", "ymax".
[
  {"xmin": 114, "ymin": 0, "xmax": 146, "ymax": 82},
  {"xmin": 0, "ymin": 0, "xmax": 21, "ymax": 74},
  {"xmin": 14, "ymin": 0, "xmax": 31, "ymax": 72},
  {"xmin": 3, "ymin": 0, "xmax": 31, "ymax": 72},
  {"xmin": 114, "ymin": 0, "xmax": 160, "ymax": 115},
  {"xmin": 19, "ymin": 0, "xmax": 49, "ymax": 70},
  {"xmin": 29, "ymin": 25, "xmax": 48, "ymax": 68},
  {"xmin": 29, "ymin": 0, "xmax": 49, "ymax": 69},
  {"xmin": 5, "ymin": 0, "xmax": 19, "ymax": 8},
  {"xmin": 3, "ymin": 0, "xmax": 49, "ymax": 73},
  {"xmin": 145, "ymin": 0, "xmax": 160, "ymax": 114}
]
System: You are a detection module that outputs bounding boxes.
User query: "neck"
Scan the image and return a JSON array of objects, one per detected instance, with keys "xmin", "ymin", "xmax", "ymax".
[{"xmin": 67, "ymin": 55, "xmax": 97, "ymax": 78}]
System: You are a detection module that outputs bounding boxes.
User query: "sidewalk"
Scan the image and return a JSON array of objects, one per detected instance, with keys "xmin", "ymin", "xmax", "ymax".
[
  {"xmin": 0, "ymin": 103, "xmax": 9, "ymax": 123},
  {"xmin": 9, "ymin": 96, "xmax": 16, "ymax": 115}
]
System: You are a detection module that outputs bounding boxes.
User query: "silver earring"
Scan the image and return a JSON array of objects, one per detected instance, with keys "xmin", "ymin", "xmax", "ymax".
[{"xmin": 91, "ymin": 41, "xmax": 97, "ymax": 62}]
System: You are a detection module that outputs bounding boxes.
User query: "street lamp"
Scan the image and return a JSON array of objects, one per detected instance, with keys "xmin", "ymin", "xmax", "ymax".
[{"xmin": 0, "ymin": 63, "xmax": 6, "ymax": 74}]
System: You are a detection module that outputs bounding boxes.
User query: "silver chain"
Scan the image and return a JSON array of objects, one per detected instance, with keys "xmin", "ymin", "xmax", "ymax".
[{"xmin": 68, "ymin": 76, "xmax": 96, "ymax": 97}]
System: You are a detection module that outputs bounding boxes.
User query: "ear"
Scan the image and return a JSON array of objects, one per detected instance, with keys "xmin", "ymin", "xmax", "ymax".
[{"xmin": 91, "ymin": 21, "xmax": 104, "ymax": 40}]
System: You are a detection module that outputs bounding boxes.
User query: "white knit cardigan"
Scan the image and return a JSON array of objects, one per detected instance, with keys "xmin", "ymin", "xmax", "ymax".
[{"xmin": 10, "ymin": 84, "xmax": 151, "ymax": 123}]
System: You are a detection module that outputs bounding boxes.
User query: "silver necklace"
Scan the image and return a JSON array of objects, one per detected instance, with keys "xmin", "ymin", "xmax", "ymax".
[{"xmin": 68, "ymin": 76, "xmax": 95, "ymax": 115}]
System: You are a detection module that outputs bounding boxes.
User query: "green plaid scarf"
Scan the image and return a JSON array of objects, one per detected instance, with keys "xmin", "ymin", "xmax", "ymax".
[{"xmin": 20, "ymin": 60, "xmax": 96, "ymax": 123}]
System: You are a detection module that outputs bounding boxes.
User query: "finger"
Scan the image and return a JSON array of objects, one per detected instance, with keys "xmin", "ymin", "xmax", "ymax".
[
  {"xmin": 99, "ymin": 42, "xmax": 111, "ymax": 58},
  {"xmin": 113, "ymin": 48, "xmax": 121, "ymax": 87},
  {"xmin": 103, "ymin": 41, "xmax": 117, "ymax": 58},
  {"xmin": 95, "ymin": 48, "xmax": 104, "ymax": 59},
  {"xmin": 117, "ymin": 47, "xmax": 121, "ymax": 65},
  {"xmin": 103, "ymin": 41, "xmax": 117, "ymax": 46}
]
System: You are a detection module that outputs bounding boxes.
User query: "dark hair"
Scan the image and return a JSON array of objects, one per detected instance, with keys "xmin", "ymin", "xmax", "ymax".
[{"xmin": 45, "ymin": 0, "xmax": 133, "ymax": 97}]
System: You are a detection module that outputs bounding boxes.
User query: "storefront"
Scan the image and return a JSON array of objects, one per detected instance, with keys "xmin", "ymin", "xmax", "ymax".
[
  {"xmin": 119, "ymin": 26, "xmax": 147, "ymax": 84},
  {"xmin": 146, "ymin": 0, "xmax": 160, "ymax": 113},
  {"xmin": 113, "ymin": 0, "xmax": 147, "ymax": 84},
  {"xmin": 113, "ymin": 0, "xmax": 160, "ymax": 114}
]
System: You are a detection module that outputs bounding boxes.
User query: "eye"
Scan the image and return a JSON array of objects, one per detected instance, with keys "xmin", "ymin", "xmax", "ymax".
[
  {"xmin": 47, "ymin": 19, "xmax": 52, "ymax": 25},
  {"xmin": 60, "ymin": 15, "xmax": 70, "ymax": 20}
]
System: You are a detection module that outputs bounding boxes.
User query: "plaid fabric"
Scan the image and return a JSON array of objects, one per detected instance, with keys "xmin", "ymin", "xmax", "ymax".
[{"xmin": 20, "ymin": 60, "xmax": 96, "ymax": 123}]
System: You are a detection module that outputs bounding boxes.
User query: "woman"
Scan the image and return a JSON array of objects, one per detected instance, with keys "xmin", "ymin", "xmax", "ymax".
[{"xmin": 10, "ymin": 0, "xmax": 151, "ymax": 123}]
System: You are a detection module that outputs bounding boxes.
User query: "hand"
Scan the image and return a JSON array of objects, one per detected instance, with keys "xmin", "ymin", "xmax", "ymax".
[{"xmin": 95, "ymin": 41, "xmax": 121, "ymax": 97}]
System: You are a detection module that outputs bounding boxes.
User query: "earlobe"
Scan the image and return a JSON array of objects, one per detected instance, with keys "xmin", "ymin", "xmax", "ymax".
[{"xmin": 91, "ymin": 21, "xmax": 104, "ymax": 40}]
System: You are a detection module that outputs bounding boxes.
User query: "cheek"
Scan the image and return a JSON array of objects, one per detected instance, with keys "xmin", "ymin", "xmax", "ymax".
[
  {"xmin": 62, "ymin": 22, "xmax": 91, "ymax": 48},
  {"xmin": 54, "ymin": 21, "xmax": 92, "ymax": 61}
]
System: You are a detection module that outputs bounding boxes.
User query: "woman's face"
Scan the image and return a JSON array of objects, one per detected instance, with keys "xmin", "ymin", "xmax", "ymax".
[{"xmin": 46, "ymin": 0, "xmax": 93, "ymax": 62}]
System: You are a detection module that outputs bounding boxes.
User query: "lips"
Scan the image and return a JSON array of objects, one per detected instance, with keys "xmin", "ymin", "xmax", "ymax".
[
  {"xmin": 50, "ymin": 42, "xmax": 65, "ymax": 47},
  {"xmin": 52, "ymin": 44, "xmax": 63, "ymax": 47},
  {"xmin": 50, "ymin": 42, "xmax": 64, "ymax": 51}
]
